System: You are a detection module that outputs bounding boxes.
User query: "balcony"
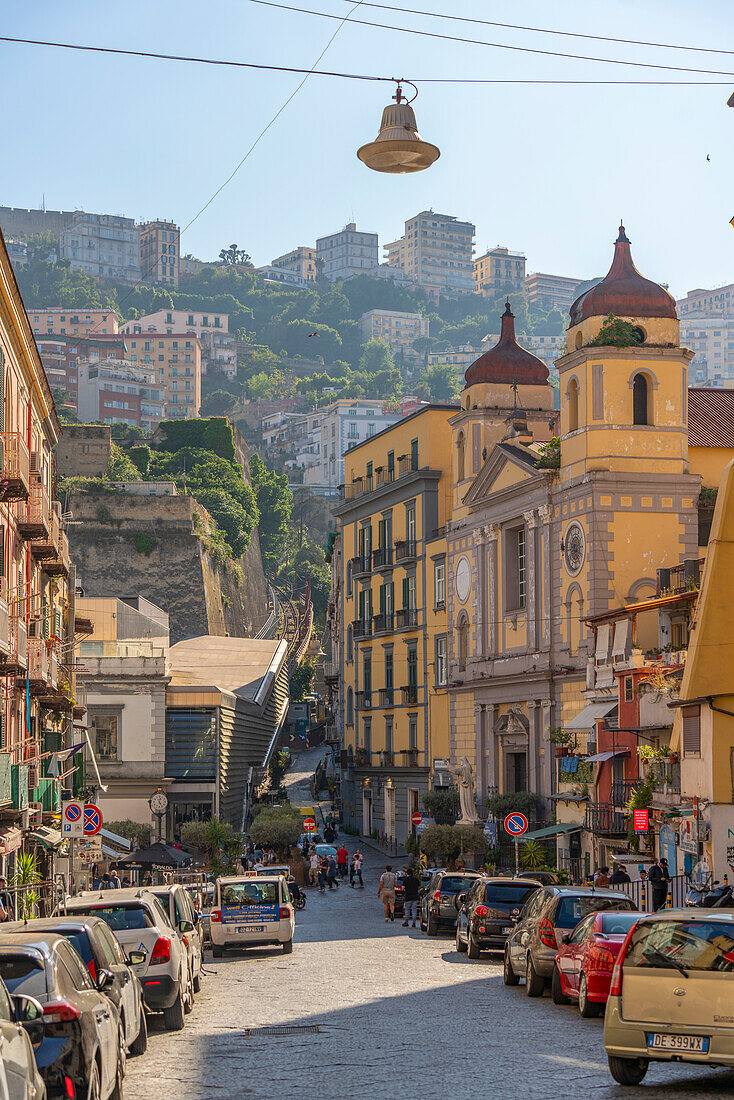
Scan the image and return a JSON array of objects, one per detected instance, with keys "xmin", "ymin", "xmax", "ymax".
[
  {"xmin": 378, "ymin": 688, "xmax": 395, "ymax": 707},
  {"xmin": 0, "ymin": 598, "xmax": 9, "ymax": 658},
  {"xmin": 11, "ymin": 764, "xmax": 29, "ymax": 811},
  {"xmin": 0, "ymin": 433, "xmax": 30, "ymax": 503},
  {"xmin": 585, "ymin": 802, "xmax": 627, "ymax": 836},
  {"xmin": 355, "ymin": 691, "xmax": 372, "ymax": 711},
  {"xmin": 342, "ymin": 452, "xmax": 422, "ymax": 502},
  {"xmin": 639, "ymin": 689, "xmax": 679, "ymax": 728},
  {"xmin": 43, "ymin": 530, "xmax": 71, "ymax": 577},
  {"xmin": 372, "ymin": 612, "xmax": 394, "ymax": 634},
  {"xmin": 401, "ymin": 684, "xmax": 419, "ymax": 706},
  {"xmin": 352, "ymin": 618, "xmax": 372, "ymax": 639},
  {"xmin": 610, "ymin": 780, "xmax": 637, "ymax": 807},
  {"xmin": 17, "ymin": 475, "xmax": 51, "ymax": 542},
  {"xmin": 2, "ymin": 613, "xmax": 27, "ymax": 676},
  {"xmin": 23, "ymin": 637, "xmax": 51, "ymax": 694},
  {"xmin": 396, "ymin": 608, "xmax": 418, "ymax": 630},
  {"xmin": 351, "ymin": 555, "xmax": 371, "ymax": 578},
  {"xmin": 395, "ymin": 539, "xmax": 417, "ymax": 563},
  {"xmin": 34, "ymin": 504, "xmax": 60, "ymax": 562},
  {"xmin": 657, "ymin": 558, "xmax": 705, "ymax": 596},
  {"xmin": 372, "ymin": 547, "xmax": 393, "ymax": 571}
]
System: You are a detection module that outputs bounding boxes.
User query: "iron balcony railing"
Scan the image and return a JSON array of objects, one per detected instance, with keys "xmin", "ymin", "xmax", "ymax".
[
  {"xmin": 17, "ymin": 475, "xmax": 51, "ymax": 542},
  {"xmin": 351, "ymin": 555, "xmax": 371, "ymax": 578},
  {"xmin": 378, "ymin": 688, "xmax": 395, "ymax": 707},
  {"xmin": 396, "ymin": 608, "xmax": 418, "ymax": 630},
  {"xmin": 372, "ymin": 547, "xmax": 393, "ymax": 570},
  {"xmin": 401, "ymin": 684, "xmax": 419, "ymax": 706},
  {"xmin": 657, "ymin": 558, "xmax": 705, "ymax": 596},
  {"xmin": 352, "ymin": 618, "xmax": 372, "ymax": 639},
  {"xmin": 372, "ymin": 613, "xmax": 394, "ymax": 634},
  {"xmin": 0, "ymin": 433, "xmax": 30, "ymax": 503},
  {"xmin": 610, "ymin": 780, "xmax": 637, "ymax": 807},
  {"xmin": 395, "ymin": 539, "xmax": 417, "ymax": 562},
  {"xmin": 343, "ymin": 452, "xmax": 422, "ymax": 501},
  {"xmin": 355, "ymin": 691, "xmax": 372, "ymax": 710},
  {"xmin": 584, "ymin": 802, "xmax": 627, "ymax": 836}
]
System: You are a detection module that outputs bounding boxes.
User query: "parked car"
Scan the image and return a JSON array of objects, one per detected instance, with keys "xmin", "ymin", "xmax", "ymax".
[
  {"xmin": 148, "ymin": 883, "xmax": 204, "ymax": 996},
  {"xmin": 313, "ymin": 845, "xmax": 337, "ymax": 860},
  {"xmin": 0, "ymin": 932, "xmax": 123, "ymax": 1100},
  {"xmin": 514, "ymin": 871, "xmax": 562, "ymax": 886},
  {"xmin": 3, "ymin": 916, "xmax": 147, "ymax": 1056},
  {"xmin": 0, "ymin": 969, "xmax": 46, "ymax": 1100},
  {"xmin": 552, "ymin": 909, "xmax": 640, "ymax": 1016},
  {"xmin": 419, "ymin": 871, "xmax": 482, "ymax": 935},
  {"xmin": 64, "ymin": 888, "xmax": 191, "ymax": 1031},
  {"xmin": 210, "ymin": 874, "xmax": 295, "ymax": 956},
  {"xmin": 504, "ymin": 885, "xmax": 637, "ymax": 996},
  {"xmin": 456, "ymin": 878, "xmax": 542, "ymax": 957},
  {"xmin": 184, "ymin": 884, "xmax": 215, "ymax": 948},
  {"xmin": 604, "ymin": 910, "xmax": 734, "ymax": 1086}
]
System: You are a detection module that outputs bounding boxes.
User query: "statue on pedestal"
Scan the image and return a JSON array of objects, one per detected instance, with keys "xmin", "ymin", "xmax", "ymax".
[{"xmin": 447, "ymin": 756, "xmax": 481, "ymax": 825}]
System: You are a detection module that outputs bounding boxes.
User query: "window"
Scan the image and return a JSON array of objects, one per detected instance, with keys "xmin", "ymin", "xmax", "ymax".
[
  {"xmin": 434, "ymin": 560, "xmax": 446, "ymax": 608},
  {"xmin": 505, "ymin": 526, "xmax": 527, "ymax": 610},
  {"xmin": 385, "ymin": 717, "xmax": 393, "ymax": 755},
  {"xmin": 458, "ymin": 616, "xmax": 468, "ymax": 672},
  {"xmin": 90, "ymin": 714, "xmax": 118, "ymax": 760},
  {"xmin": 406, "ymin": 505, "xmax": 416, "ymax": 546},
  {"xmin": 346, "ymin": 687, "xmax": 354, "ymax": 725},
  {"xmin": 457, "ymin": 431, "xmax": 465, "ymax": 481},
  {"xmin": 362, "ymin": 652, "xmax": 372, "ymax": 705},
  {"xmin": 682, "ymin": 704, "xmax": 701, "ymax": 756},
  {"xmin": 384, "ymin": 650, "xmax": 394, "ymax": 696},
  {"xmin": 435, "ymin": 635, "xmax": 447, "ymax": 686},
  {"xmin": 408, "ymin": 715, "xmax": 418, "ymax": 750},
  {"xmin": 633, "ymin": 373, "xmax": 649, "ymax": 425},
  {"xmin": 568, "ymin": 377, "xmax": 579, "ymax": 431}
]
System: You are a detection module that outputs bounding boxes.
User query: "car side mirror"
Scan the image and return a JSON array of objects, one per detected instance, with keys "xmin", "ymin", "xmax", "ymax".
[
  {"xmin": 96, "ymin": 969, "xmax": 113, "ymax": 992},
  {"xmin": 178, "ymin": 919, "xmax": 195, "ymax": 934},
  {"xmin": 457, "ymin": 893, "xmax": 467, "ymax": 906},
  {"xmin": 127, "ymin": 951, "xmax": 146, "ymax": 966},
  {"xmin": 561, "ymin": 933, "xmax": 571, "ymax": 945},
  {"xmin": 12, "ymin": 995, "xmax": 44, "ymax": 1047}
]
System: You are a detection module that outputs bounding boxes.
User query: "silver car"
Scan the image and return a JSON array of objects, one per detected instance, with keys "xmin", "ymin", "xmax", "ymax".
[
  {"xmin": 148, "ymin": 884, "xmax": 203, "ymax": 997},
  {"xmin": 0, "ymin": 972, "xmax": 45, "ymax": 1100}
]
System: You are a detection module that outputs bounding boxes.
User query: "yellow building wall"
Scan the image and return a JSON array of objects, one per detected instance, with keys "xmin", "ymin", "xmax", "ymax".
[{"xmin": 689, "ymin": 445, "xmax": 734, "ymax": 489}]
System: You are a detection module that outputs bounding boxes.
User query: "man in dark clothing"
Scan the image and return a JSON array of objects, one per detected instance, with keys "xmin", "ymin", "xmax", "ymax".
[
  {"xmin": 609, "ymin": 862, "xmax": 631, "ymax": 885},
  {"xmin": 326, "ymin": 857, "xmax": 339, "ymax": 889},
  {"xmin": 648, "ymin": 858, "xmax": 670, "ymax": 911},
  {"xmin": 401, "ymin": 868, "xmax": 421, "ymax": 928}
]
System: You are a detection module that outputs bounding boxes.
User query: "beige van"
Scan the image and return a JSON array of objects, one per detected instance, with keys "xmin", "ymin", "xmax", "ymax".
[{"xmin": 604, "ymin": 909, "xmax": 734, "ymax": 1086}]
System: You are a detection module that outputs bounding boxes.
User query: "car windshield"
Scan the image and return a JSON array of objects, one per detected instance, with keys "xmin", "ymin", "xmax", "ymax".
[
  {"xmin": 600, "ymin": 913, "xmax": 640, "ymax": 937},
  {"xmin": 626, "ymin": 920, "xmax": 734, "ymax": 972},
  {"xmin": 220, "ymin": 882, "xmax": 279, "ymax": 906},
  {"xmin": 555, "ymin": 895, "xmax": 635, "ymax": 929},
  {"xmin": 0, "ymin": 953, "xmax": 47, "ymax": 996},
  {"xmin": 484, "ymin": 885, "xmax": 538, "ymax": 908},
  {"xmin": 69, "ymin": 905, "xmax": 154, "ymax": 932},
  {"xmin": 440, "ymin": 877, "xmax": 476, "ymax": 894}
]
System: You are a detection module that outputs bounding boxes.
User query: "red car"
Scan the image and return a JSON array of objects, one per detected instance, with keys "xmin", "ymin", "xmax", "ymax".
[{"xmin": 552, "ymin": 909, "xmax": 639, "ymax": 1017}]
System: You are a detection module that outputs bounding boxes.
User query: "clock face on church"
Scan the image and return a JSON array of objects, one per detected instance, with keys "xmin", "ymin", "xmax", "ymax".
[{"xmin": 564, "ymin": 521, "xmax": 586, "ymax": 576}]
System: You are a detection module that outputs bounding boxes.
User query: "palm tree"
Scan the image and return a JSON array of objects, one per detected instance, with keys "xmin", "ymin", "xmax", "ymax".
[{"xmin": 11, "ymin": 852, "xmax": 41, "ymax": 919}]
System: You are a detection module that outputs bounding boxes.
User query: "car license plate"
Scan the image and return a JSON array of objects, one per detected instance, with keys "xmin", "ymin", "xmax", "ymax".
[
  {"xmin": 648, "ymin": 1033, "xmax": 709, "ymax": 1053},
  {"xmin": 502, "ymin": 926, "xmax": 512, "ymax": 934},
  {"xmin": 237, "ymin": 926, "xmax": 263, "ymax": 933}
]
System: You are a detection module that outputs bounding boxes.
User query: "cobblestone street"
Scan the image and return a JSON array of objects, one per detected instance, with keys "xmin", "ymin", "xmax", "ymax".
[{"xmin": 125, "ymin": 845, "xmax": 734, "ymax": 1100}]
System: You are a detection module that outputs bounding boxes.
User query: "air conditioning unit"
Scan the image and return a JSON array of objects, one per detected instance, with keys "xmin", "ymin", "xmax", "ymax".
[
  {"xmin": 27, "ymin": 765, "xmax": 39, "ymax": 789},
  {"xmin": 29, "ymin": 452, "xmax": 42, "ymax": 475}
]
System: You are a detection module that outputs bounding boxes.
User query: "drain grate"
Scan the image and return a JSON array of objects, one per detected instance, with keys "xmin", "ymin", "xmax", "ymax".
[{"xmin": 243, "ymin": 1025, "xmax": 322, "ymax": 1038}]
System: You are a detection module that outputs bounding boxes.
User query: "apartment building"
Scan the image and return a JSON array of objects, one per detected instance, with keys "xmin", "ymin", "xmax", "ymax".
[
  {"xmin": 427, "ymin": 345, "xmax": 482, "ymax": 370},
  {"xmin": 140, "ymin": 220, "xmax": 180, "ymax": 286},
  {"xmin": 360, "ymin": 309, "xmax": 429, "ymax": 360},
  {"xmin": 77, "ymin": 359, "xmax": 165, "ymax": 429},
  {"xmin": 473, "ymin": 247, "xmax": 526, "ymax": 296},
  {"xmin": 35, "ymin": 333, "xmax": 128, "ymax": 405},
  {"xmin": 525, "ymin": 271, "xmax": 585, "ymax": 312},
  {"xmin": 333, "ymin": 405, "xmax": 457, "ymax": 842},
  {"xmin": 27, "ymin": 308, "xmax": 120, "ymax": 337},
  {"xmin": 679, "ymin": 316, "xmax": 734, "ymax": 386},
  {"xmin": 270, "ymin": 246, "xmax": 316, "ymax": 283},
  {"xmin": 123, "ymin": 310, "xmax": 235, "ymax": 379},
  {"xmin": 384, "ymin": 211, "xmax": 475, "ymax": 296},
  {"xmin": 255, "ymin": 265, "xmax": 309, "ymax": 288},
  {"xmin": 303, "ymin": 401, "xmax": 401, "ymax": 495},
  {"xmin": 316, "ymin": 222, "xmax": 378, "ymax": 282},
  {"xmin": 60, "ymin": 212, "xmax": 141, "ymax": 283},
  {"xmin": 180, "ymin": 255, "xmax": 206, "ymax": 278},
  {"xmin": 678, "ymin": 283, "xmax": 734, "ymax": 318},
  {"xmin": 121, "ymin": 332, "xmax": 202, "ymax": 419}
]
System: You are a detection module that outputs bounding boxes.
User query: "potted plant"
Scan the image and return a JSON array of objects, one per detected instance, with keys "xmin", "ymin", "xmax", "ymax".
[
  {"xmin": 549, "ymin": 727, "xmax": 574, "ymax": 756},
  {"xmin": 355, "ymin": 747, "xmax": 370, "ymax": 766}
]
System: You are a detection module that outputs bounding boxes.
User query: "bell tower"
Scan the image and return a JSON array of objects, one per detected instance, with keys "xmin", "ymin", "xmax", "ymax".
[{"xmin": 557, "ymin": 224, "xmax": 692, "ymax": 482}]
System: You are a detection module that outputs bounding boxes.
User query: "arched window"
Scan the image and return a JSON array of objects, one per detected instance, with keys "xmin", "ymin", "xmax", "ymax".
[
  {"xmin": 457, "ymin": 432, "xmax": 465, "ymax": 482},
  {"xmin": 633, "ymin": 373, "xmax": 649, "ymax": 426},
  {"xmin": 458, "ymin": 615, "xmax": 469, "ymax": 672},
  {"xmin": 346, "ymin": 686, "xmax": 354, "ymax": 726},
  {"xmin": 568, "ymin": 377, "xmax": 579, "ymax": 432},
  {"xmin": 346, "ymin": 624, "xmax": 353, "ymax": 663}
]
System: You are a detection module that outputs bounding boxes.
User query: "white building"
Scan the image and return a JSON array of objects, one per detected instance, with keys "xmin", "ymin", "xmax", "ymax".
[
  {"xmin": 303, "ymin": 400, "xmax": 401, "ymax": 494},
  {"xmin": 384, "ymin": 210, "xmax": 475, "ymax": 296},
  {"xmin": 316, "ymin": 222, "xmax": 378, "ymax": 282},
  {"xmin": 360, "ymin": 309, "xmax": 429, "ymax": 360},
  {"xmin": 677, "ymin": 284, "xmax": 734, "ymax": 386},
  {"xmin": 254, "ymin": 264, "xmax": 308, "ymax": 288},
  {"xmin": 270, "ymin": 246, "xmax": 316, "ymax": 283},
  {"xmin": 76, "ymin": 358, "xmax": 165, "ymax": 429},
  {"xmin": 525, "ymin": 271, "xmax": 585, "ymax": 312},
  {"xmin": 60, "ymin": 212, "xmax": 141, "ymax": 283}
]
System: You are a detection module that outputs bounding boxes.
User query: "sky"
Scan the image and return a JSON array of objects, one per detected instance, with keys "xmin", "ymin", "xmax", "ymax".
[{"xmin": 2, "ymin": 0, "xmax": 733, "ymax": 298}]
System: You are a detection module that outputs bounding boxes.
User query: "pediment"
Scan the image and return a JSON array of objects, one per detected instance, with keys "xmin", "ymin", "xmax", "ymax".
[{"xmin": 462, "ymin": 442, "xmax": 541, "ymax": 508}]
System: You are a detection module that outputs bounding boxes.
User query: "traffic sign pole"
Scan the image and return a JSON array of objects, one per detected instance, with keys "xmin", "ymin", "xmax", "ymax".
[{"xmin": 515, "ymin": 838, "xmax": 519, "ymax": 877}]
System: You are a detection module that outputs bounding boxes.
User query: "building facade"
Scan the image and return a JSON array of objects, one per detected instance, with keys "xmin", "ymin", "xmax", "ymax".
[
  {"xmin": 122, "ymin": 310, "xmax": 235, "ymax": 379},
  {"xmin": 360, "ymin": 309, "xmax": 429, "ymax": 360},
  {"xmin": 525, "ymin": 271, "xmax": 585, "ymax": 312},
  {"xmin": 27, "ymin": 309, "xmax": 120, "ymax": 338},
  {"xmin": 270, "ymin": 246, "xmax": 316, "ymax": 283},
  {"xmin": 76, "ymin": 359, "xmax": 165, "ymax": 429},
  {"xmin": 384, "ymin": 211, "xmax": 475, "ymax": 296},
  {"xmin": 0, "ymin": 207, "xmax": 76, "ymax": 241},
  {"xmin": 316, "ymin": 223, "xmax": 378, "ymax": 282},
  {"xmin": 140, "ymin": 220, "xmax": 180, "ymax": 286},
  {"xmin": 119, "ymin": 331, "xmax": 202, "ymax": 419},
  {"xmin": 676, "ymin": 285, "xmax": 734, "ymax": 386},
  {"xmin": 60, "ymin": 212, "xmax": 141, "ymax": 283},
  {"xmin": 473, "ymin": 247, "xmax": 526, "ymax": 297},
  {"xmin": 303, "ymin": 401, "xmax": 401, "ymax": 495},
  {"xmin": 35, "ymin": 334, "xmax": 128, "ymax": 406}
]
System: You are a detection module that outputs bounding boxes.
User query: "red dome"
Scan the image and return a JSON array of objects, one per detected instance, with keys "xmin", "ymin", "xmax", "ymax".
[
  {"xmin": 464, "ymin": 303, "xmax": 549, "ymax": 388},
  {"xmin": 569, "ymin": 224, "xmax": 677, "ymax": 327}
]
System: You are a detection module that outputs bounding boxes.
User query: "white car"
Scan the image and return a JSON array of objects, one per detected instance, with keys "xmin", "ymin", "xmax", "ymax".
[
  {"xmin": 148, "ymin": 884, "xmax": 204, "ymax": 996},
  {"xmin": 210, "ymin": 873, "xmax": 295, "ymax": 956},
  {"xmin": 64, "ymin": 888, "xmax": 192, "ymax": 1031}
]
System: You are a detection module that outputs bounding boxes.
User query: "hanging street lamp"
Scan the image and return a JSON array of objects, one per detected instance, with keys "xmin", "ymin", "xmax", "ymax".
[{"xmin": 357, "ymin": 81, "xmax": 440, "ymax": 174}]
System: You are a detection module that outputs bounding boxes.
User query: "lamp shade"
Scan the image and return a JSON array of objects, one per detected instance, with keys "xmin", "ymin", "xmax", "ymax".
[{"xmin": 357, "ymin": 99, "xmax": 440, "ymax": 174}]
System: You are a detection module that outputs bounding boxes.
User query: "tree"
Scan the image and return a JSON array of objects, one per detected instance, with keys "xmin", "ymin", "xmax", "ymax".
[
  {"xmin": 106, "ymin": 820, "xmax": 152, "ymax": 848},
  {"xmin": 418, "ymin": 824, "xmax": 487, "ymax": 869},
  {"xmin": 359, "ymin": 338, "xmax": 394, "ymax": 375},
  {"xmin": 219, "ymin": 243, "xmax": 251, "ymax": 266},
  {"xmin": 590, "ymin": 313, "xmax": 644, "ymax": 348},
  {"xmin": 107, "ymin": 444, "xmax": 142, "ymax": 482},
  {"xmin": 290, "ymin": 659, "xmax": 315, "ymax": 702},
  {"xmin": 247, "ymin": 372, "xmax": 273, "ymax": 400},
  {"xmin": 249, "ymin": 453, "xmax": 293, "ymax": 570},
  {"xmin": 249, "ymin": 805, "xmax": 303, "ymax": 856},
  {"xmin": 180, "ymin": 818, "xmax": 244, "ymax": 876},
  {"xmin": 418, "ymin": 362, "xmax": 461, "ymax": 402}
]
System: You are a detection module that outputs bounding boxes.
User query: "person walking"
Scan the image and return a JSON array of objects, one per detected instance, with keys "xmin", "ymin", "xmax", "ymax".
[
  {"xmin": 309, "ymin": 850, "xmax": 319, "ymax": 887},
  {"xmin": 648, "ymin": 857, "xmax": 670, "ymax": 911},
  {"xmin": 593, "ymin": 865, "xmax": 610, "ymax": 888},
  {"xmin": 336, "ymin": 843, "xmax": 349, "ymax": 878},
  {"xmin": 401, "ymin": 867, "xmax": 421, "ymax": 928},
  {"xmin": 317, "ymin": 856, "xmax": 328, "ymax": 892},
  {"xmin": 378, "ymin": 864, "xmax": 398, "ymax": 922},
  {"xmin": 326, "ymin": 856, "xmax": 339, "ymax": 890},
  {"xmin": 609, "ymin": 861, "xmax": 631, "ymax": 885},
  {"xmin": 352, "ymin": 851, "xmax": 364, "ymax": 888}
]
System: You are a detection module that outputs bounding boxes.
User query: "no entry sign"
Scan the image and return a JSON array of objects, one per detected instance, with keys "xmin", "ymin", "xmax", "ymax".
[
  {"xmin": 411, "ymin": 812, "xmax": 423, "ymax": 827},
  {"xmin": 303, "ymin": 818, "xmax": 316, "ymax": 832},
  {"xmin": 504, "ymin": 812, "xmax": 529, "ymax": 837}
]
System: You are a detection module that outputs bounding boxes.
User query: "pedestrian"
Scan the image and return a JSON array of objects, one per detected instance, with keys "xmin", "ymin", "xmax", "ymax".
[
  {"xmin": 336, "ymin": 843, "xmax": 349, "ymax": 878},
  {"xmin": 143, "ymin": 871, "xmax": 153, "ymax": 886},
  {"xmin": 236, "ymin": 859, "xmax": 246, "ymax": 875},
  {"xmin": 378, "ymin": 864, "xmax": 398, "ymax": 922},
  {"xmin": 609, "ymin": 861, "xmax": 631, "ymax": 885},
  {"xmin": 0, "ymin": 878, "xmax": 11, "ymax": 920},
  {"xmin": 326, "ymin": 856, "xmax": 339, "ymax": 889},
  {"xmin": 350, "ymin": 851, "xmax": 364, "ymax": 888},
  {"xmin": 648, "ymin": 856, "xmax": 670, "ymax": 911},
  {"xmin": 309, "ymin": 850, "xmax": 319, "ymax": 887},
  {"xmin": 401, "ymin": 866, "xmax": 421, "ymax": 928},
  {"xmin": 593, "ymin": 865, "xmax": 610, "ymax": 888},
  {"xmin": 318, "ymin": 856, "xmax": 328, "ymax": 892},
  {"xmin": 121, "ymin": 875, "xmax": 132, "ymax": 888}
]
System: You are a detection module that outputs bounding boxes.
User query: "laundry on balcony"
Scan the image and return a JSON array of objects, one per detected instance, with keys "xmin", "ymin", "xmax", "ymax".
[{"xmin": 559, "ymin": 756, "xmax": 580, "ymax": 773}]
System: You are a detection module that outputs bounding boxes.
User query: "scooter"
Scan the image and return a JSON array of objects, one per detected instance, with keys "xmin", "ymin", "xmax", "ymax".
[
  {"xmin": 686, "ymin": 879, "xmax": 734, "ymax": 907},
  {"xmin": 287, "ymin": 878, "xmax": 307, "ymax": 910}
]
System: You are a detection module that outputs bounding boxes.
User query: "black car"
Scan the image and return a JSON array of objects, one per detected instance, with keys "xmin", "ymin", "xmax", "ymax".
[
  {"xmin": 420, "ymin": 870, "xmax": 482, "ymax": 935},
  {"xmin": 0, "ymin": 932, "xmax": 124, "ymax": 1100},
  {"xmin": 456, "ymin": 877, "xmax": 542, "ymax": 957},
  {"xmin": 5, "ymin": 916, "xmax": 147, "ymax": 1058}
]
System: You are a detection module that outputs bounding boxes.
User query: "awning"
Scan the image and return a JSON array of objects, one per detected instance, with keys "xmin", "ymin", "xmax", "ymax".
[
  {"xmin": 585, "ymin": 748, "xmax": 631, "ymax": 763},
  {"xmin": 102, "ymin": 844, "xmax": 120, "ymax": 860},
  {"xmin": 118, "ymin": 843, "xmax": 192, "ymax": 869},
  {"xmin": 27, "ymin": 827, "xmax": 64, "ymax": 851},
  {"xmin": 564, "ymin": 701, "xmax": 617, "ymax": 731},
  {"xmin": 521, "ymin": 823, "xmax": 583, "ymax": 840},
  {"xmin": 100, "ymin": 828, "xmax": 131, "ymax": 851}
]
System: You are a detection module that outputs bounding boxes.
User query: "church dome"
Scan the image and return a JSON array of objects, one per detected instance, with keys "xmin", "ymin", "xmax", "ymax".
[
  {"xmin": 569, "ymin": 224, "xmax": 677, "ymax": 327},
  {"xmin": 464, "ymin": 302, "xmax": 549, "ymax": 387}
]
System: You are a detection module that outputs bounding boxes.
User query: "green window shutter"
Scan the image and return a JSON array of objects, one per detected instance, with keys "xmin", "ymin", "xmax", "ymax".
[
  {"xmin": 379, "ymin": 584, "xmax": 386, "ymax": 614},
  {"xmin": 358, "ymin": 590, "xmax": 365, "ymax": 620},
  {"xmin": 402, "ymin": 577, "xmax": 409, "ymax": 609}
]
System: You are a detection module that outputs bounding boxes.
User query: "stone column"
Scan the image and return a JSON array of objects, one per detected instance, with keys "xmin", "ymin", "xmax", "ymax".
[
  {"xmin": 485, "ymin": 703, "xmax": 498, "ymax": 793},
  {"xmin": 486, "ymin": 524, "xmax": 499, "ymax": 657},
  {"xmin": 524, "ymin": 510, "xmax": 539, "ymax": 649},
  {"xmin": 541, "ymin": 699, "xmax": 553, "ymax": 800},
  {"xmin": 527, "ymin": 700, "xmax": 539, "ymax": 795},
  {"xmin": 538, "ymin": 505, "xmax": 552, "ymax": 647},
  {"xmin": 474, "ymin": 703, "xmax": 486, "ymax": 809},
  {"xmin": 473, "ymin": 526, "xmax": 488, "ymax": 657}
]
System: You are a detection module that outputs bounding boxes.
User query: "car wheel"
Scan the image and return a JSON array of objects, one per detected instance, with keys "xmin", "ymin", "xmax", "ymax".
[
  {"xmin": 212, "ymin": 945, "xmax": 223, "ymax": 958},
  {"xmin": 184, "ymin": 972, "xmax": 194, "ymax": 1014},
  {"xmin": 467, "ymin": 930, "xmax": 481, "ymax": 959},
  {"xmin": 551, "ymin": 965, "xmax": 570, "ymax": 1005},
  {"xmin": 578, "ymin": 973, "xmax": 602, "ymax": 1018},
  {"xmin": 193, "ymin": 971, "xmax": 201, "ymax": 994},
  {"xmin": 426, "ymin": 913, "xmax": 438, "ymax": 937},
  {"xmin": 163, "ymin": 990, "xmax": 185, "ymax": 1032},
  {"xmin": 455, "ymin": 925, "xmax": 467, "ymax": 953},
  {"xmin": 608, "ymin": 1056, "xmax": 649, "ymax": 1086},
  {"xmin": 282, "ymin": 939, "xmax": 293, "ymax": 954},
  {"xmin": 86, "ymin": 1058, "xmax": 102, "ymax": 1100},
  {"xmin": 503, "ymin": 946, "xmax": 520, "ymax": 986},
  {"xmin": 109, "ymin": 1025, "xmax": 126, "ymax": 1100},
  {"xmin": 525, "ymin": 955, "xmax": 545, "ymax": 997},
  {"xmin": 129, "ymin": 1007, "xmax": 148, "ymax": 1057}
]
